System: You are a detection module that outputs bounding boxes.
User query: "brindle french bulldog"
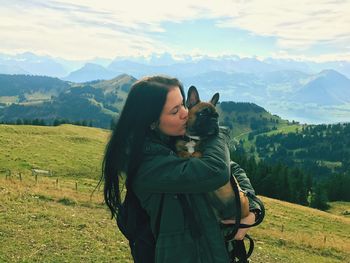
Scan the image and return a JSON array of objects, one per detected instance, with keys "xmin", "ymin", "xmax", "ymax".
[{"xmin": 176, "ymin": 86, "xmax": 250, "ymax": 221}]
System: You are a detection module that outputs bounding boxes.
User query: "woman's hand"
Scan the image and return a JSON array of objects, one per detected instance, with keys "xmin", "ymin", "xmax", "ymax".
[{"xmin": 221, "ymin": 212, "xmax": 256, "ymax": 240}]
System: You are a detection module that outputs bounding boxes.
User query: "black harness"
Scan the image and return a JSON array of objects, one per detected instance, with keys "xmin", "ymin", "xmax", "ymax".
[{"xmin": 222, "ymin": 170, "xmax": 265, "ymax": 263}]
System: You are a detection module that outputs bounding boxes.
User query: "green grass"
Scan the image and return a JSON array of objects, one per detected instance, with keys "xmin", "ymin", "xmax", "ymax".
[
  {"xmin": 327, "ymin": 202, "xmax": 350, "ymax": 217},
  {"xmin": 0, "ymin": 124, "xmax": 110, "ymax": 179},
  {"xmin": 1, "ymin": 124, "xmax": 349, "ymax": 262},
  {"xmin": 0, "ymin": 174, "xmax": 132, "ymax": 263},
  {"xmin": 1, "ymin": 174, "xmax": 349, "ymax": 263},
  {"xmin": 249, "ymin": 198, "xmax": 350, "ymax": 262}
]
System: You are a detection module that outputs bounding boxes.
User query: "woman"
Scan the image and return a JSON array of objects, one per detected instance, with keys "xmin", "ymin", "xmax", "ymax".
[{"xmin": 102, "ymin": 75, "xmax": 260, "ymax": 263}]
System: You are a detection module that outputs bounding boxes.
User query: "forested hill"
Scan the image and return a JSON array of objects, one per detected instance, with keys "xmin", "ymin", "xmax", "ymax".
[
  {"xmin": 253, "ymin": 123, "xmax": 350, "ymax": 176},
  {"xmin": 218, "ymin": 101, "xmax": 287, "ymax": 136},
  {"xmin": 0, "ymin": 74, "xmax": 136, "ymax": 128},
  {"xmin": 0, "ymin": 73, "xmax": 287, "ymax": 130},
  {"xmin": 234, "ymin": 123, "xmax": 350, "ymax": 209},
  {"xmin": 0, "ymin": 74, "xmax": 69, "ymax": 97}
]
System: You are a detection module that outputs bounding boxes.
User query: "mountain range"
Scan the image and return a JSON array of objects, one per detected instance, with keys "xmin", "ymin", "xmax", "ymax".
[
  {"xmin": 0, "ymin": 52, "xmax": 350, "ymax": 124},
  {"xmin": 0, "ymin": 74, "xmax": 284, "ymax": 129}
]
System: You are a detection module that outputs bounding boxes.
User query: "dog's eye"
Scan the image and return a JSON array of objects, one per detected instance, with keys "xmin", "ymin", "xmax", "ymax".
[{"xmin": 198, "ymin": 109, "xmax": 209, "ymax": 116}]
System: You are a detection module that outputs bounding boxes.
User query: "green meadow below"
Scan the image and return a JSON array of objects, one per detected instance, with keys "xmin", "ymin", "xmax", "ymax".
[
  {"xmin": 0, "ymin": 124, "xmax": 349, "ymax": 262},
  {"xmin": 0, "ymin": 124, "xmax": 110, "ymax": 179}
]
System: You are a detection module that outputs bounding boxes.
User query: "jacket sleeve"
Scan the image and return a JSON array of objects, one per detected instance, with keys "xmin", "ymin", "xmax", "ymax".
[
  {"xmin": 230, "ymin": 161, "xmax": 261, "ymax": 211},
  {"xmin": 133, "ymin": 131, "xmax": 231, "ymax": 194}
]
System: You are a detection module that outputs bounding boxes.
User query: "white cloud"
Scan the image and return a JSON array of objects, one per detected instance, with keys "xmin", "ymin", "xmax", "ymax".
[
  {"xmin": 217, "ymin": 0, "xmax": 350, "ymax": 51},
  {"xmin": 0, "ymin": 0, "xmax": 349, "ymax": 60}
]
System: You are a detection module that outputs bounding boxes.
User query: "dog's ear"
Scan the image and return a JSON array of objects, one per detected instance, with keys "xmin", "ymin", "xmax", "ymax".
[
  {"xmin": 186, "ymin": 86, "xmax": 200, "ymax": 109},
  {"xmin": 210, "ymin": 93, "xmax": 219, "ymax": 106}
]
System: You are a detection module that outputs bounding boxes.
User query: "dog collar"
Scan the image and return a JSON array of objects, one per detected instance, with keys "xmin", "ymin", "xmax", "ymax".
[{"xmin": 186, "ymin": 135, "xmax": 201, "ymax": 141}]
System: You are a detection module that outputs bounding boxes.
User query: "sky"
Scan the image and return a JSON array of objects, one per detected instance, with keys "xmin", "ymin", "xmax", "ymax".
[{"xmin": 1, "ymin": 0, "xmax": 350, "ymax": 61}]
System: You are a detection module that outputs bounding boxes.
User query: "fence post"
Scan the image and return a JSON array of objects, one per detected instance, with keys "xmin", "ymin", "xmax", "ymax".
[
  {"xmin": 75, "ymin": 182, "xmax": 78, "ymax": 192},
  {"xmin": 5, "ymin": 169, "xmax": 11, "ymax": 179},
  {"xmin": 19, "ymin": 172, "xmax": 22, "ymax": 181},
  {"xmin": 35, "ymin": 173, "xmax": 38, "ymax": 183},
  {"xmin": 56, "ymin": 178, "xmax": 59, "ymax": 188}
]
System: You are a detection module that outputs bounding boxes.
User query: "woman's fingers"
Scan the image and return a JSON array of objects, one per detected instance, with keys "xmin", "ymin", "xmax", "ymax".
[
  {"xmin": 221, "ymin": 219, "xmax": 236, "ymax": 224},
  {"xmin": 221, "ymin": 212, "xmax": 256, "ymax": 240},
  {"xmin": 234, "ymin": 228, "xmax": 248, "ymax": 240}
]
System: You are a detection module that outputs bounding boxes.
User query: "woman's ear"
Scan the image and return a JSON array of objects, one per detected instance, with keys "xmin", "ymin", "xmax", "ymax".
[
  {"xmin": 186, "ymin": 86, "xmax": 200, "ymax": 109},
  {"xmin": 150, "ymin": 123, "xmax": 156, "ymax": 130},
  {"xmin": 150, "ymin": 120, "xmax": 159, "ymax": 130}
]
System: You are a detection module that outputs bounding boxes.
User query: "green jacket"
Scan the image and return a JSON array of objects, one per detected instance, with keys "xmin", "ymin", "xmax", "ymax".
[{"xmin": 133, "ymin": 130, "xmax": 259, "ymax": 263}]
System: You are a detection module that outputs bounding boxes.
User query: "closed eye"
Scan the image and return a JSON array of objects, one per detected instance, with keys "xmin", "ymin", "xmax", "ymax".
[{"xmin": 171, "ymin": 103, "xmax": 185, "ymax": 115}]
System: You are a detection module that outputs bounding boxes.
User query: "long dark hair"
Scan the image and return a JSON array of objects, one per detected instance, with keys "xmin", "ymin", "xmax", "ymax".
[{"xmin": 102, "ymin": 75, "xmax": 185, "ymax": 218}]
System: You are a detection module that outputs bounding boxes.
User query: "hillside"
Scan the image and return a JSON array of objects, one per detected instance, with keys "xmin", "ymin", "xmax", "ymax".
[
  {"xmin": 292, "ymin": 70, "xmax": 350, "ymax": 105},
  {"xmin": 218, "ymin": 101, "xmax": 287, "ymax": 137},
  {"xmin": 242, "ymin": 123, "xmax": 350, "ymax": 179},
  {"xmin": 0, "ymin": 74, "xmax": 69, "ymax": 99},
  {"xmin": 0, "ymin": 174, "xmax": 349, "ymax": 262},
  {"xmin": 0, "ymin": 124, "xmax": 349, "ymax": 262},
  {"xmin": 0, "ymin": 74, "xmax": 136, "ymax": 128},
  {"xmin": 0, "ymin": 124, "xmax": 110, "ymax": 179},
  {"xmin": 0, "ymin": 73, "xmax": 287, "ymax": 130}
]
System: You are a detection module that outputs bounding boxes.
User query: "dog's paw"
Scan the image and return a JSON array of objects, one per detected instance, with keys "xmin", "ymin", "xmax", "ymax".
[
  {"xmin": 177, "ymin": 151, "xmax": 192, "ymax": 158},
  {"xmin": 192, "ymin": 151, "xmax": 202, "ymax": 158}
]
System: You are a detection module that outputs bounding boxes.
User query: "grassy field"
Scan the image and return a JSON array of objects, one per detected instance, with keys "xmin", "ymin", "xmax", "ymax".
[
  {"xmin": 0, "ymin": 124, "xmax": 110, "ymax": 179},
  {"xmin": 0, "ymin": 173, "xmax": 132, "ymax": 263},
  {"xmin": 1, "ymin": 124, "xmax": 349, "ymax": 262},
  {"xmin": 1, "ymin": 173, "xmax": 349, "ymax": 263}
]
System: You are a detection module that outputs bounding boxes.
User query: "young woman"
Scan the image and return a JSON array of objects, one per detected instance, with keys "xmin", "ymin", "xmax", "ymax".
[{"xmin": 102, "ymin": 76, "xmax": 260, "ymax": 263}]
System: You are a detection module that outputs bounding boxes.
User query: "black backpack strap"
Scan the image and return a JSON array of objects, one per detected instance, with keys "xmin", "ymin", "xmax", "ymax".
[
  {"xmin": 224, "ymin": 174, "xmax": 242, "ymax": 241},
  {"xmin": 178, "ymin": 194, "xmax": 201, "ymax": 239},
  {"xmin": 224, "ymin": 170, "xmax": 265, "ymax": 262},
  {"xmin": 238, "ymin": 192, "xmax": 265, "ymax": 228},
  {"xmin": 154, "ymin": 194, "xmax": 165, "ymax": 240}
]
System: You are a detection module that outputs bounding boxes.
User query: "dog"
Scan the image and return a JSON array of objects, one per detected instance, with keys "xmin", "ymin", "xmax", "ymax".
[{"xmin": 176, "ymin": 86, "xmax": 250, "ymax": 221}]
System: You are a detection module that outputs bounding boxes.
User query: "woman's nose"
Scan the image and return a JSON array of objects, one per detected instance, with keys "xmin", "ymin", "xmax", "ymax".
[{"xmin": 181, "ymin": 107, "xmax": 188, "ymax": 120}]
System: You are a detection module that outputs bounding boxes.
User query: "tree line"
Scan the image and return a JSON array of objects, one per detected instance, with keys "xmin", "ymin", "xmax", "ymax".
[
  {"xmin": 0, "ymin": 118, "xmax": 95, "ymax": 127},
  {"xmin": 252, "ymin": 123, "xmax": 350, "ymax": 175},
  {"xmin": 240, "ymin": 122, "xmax": 350, "ymax": 209},
  {"xmin": 231, "ymin": 146, "xmax": 343, "ymax": 210}
]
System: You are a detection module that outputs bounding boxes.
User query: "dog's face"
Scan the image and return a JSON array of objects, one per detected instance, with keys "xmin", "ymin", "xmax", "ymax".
[{"xmin": 185, "ymin": 86, "xmax": 219, "ymax": 137}]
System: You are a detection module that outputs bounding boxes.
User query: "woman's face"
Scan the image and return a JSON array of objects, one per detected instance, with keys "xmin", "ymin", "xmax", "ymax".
[{"xmin": 158, "ymin": 87, "xmax": 188, "ymax": 136}]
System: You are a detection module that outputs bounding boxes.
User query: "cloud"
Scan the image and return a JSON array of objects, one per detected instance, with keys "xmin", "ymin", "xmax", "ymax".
[
  {"xmin": 0, "ymin": 0, "xmax": 349, "ymax": 60},
  {"xmin": 216, "ymin": 0, "xmax": 350, "ymax": 52}
]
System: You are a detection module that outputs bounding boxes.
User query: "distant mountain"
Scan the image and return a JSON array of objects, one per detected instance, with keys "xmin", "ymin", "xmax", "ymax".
[
  {"xmin": 107, "ymin": 60, "xmax": 151, "ymax": 78},
  {"xmin": 0, "ymin": 74, "xmax": 136, "ymax": 128},
  {"xmin": 292, "ymin": 70, "xmax": 350, "ymax": 105},
  {"xmin": 0, "ymin": 74, "xmax": 69, "ymax": 97},
  {"xmin": 64, "ymin": 63, "xmax": 117, "ymax": 82},
  {"xmin": 1, "ymin": 50, "xmax": 350, "ymax": 124},
  {"xmin": 258, "ymin": 70, "xmax": 309, "ymax": 85},
  {"xmin": 0, "ymin": 52, "xmax": 68, "ymax": 77},
  {"xmin": 0, "ymin": 64, "xmax": 29, "ymax": 75},
  {"xmin": 263, "ymin": 58, "xmax": 312, "ymax": 73},
  {"xmin": 0, "ymin": 73, "xmax": 285, "ymax": 129},
  {"xmin": 1, "ymin": 50, "xmax": 350, "ymax": 79}
]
